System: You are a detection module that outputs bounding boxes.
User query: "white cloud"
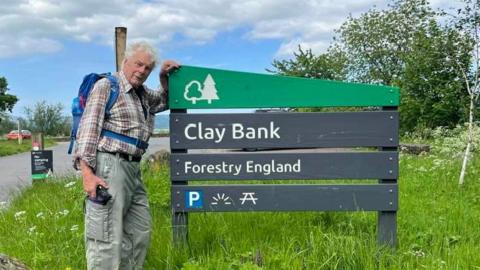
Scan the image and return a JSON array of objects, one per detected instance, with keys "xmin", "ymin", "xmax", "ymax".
[
  {"xmin": 275, "ymin": 38, "xmax": 331, "ymax": 59},
  {"xmin": 0, "ymin": 36, "xmax": 62, "ymax": 58},
  {"xmin": 0, "ymin": 0, "xmax": 453, "ymax": 59}
]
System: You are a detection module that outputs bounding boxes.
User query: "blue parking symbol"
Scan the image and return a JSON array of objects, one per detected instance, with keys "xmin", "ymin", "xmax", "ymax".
[{"xmin": 185, "ymin": 191, "xmax": 203, "ymax": 209}]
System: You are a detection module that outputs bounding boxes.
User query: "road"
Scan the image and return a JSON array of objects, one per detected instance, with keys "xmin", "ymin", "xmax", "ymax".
[{"xmin": 0, "ymin": 137, "xmax": 170, "ymax": 203}]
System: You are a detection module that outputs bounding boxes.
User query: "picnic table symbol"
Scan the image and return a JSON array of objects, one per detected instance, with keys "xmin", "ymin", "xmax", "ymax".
[{"xmin": 184, "ymin": 74, "xmax": 220, "ymax": 104}]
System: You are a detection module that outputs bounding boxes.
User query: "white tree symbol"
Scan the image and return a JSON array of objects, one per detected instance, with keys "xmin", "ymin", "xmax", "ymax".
[
  {"xmin": 184, "ymin": 81, "xmax": 202, "ymax": 104},
  {"xmin": 201, "ymin": 74, "xmax": 219, "ymax": 104},
  {"xmin": 184, "ymin": 74, "xmax": 219, "ymax": 104}
]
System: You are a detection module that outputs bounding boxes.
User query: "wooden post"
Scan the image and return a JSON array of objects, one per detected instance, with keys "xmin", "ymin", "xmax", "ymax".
[
  {"xmin": 115, "ymin": 27, "xmax": 127, "ymax": 72},
  {"xmin": 378, "ymin": 106, "xmax": 398, "ymax": 248},
  {"xmin": 32, "ymin": 133, "xmax": 44, "ymax": 150},
  {"xmin": 172, "ymin": 109, "xmax": 189, "ymax": 245},
  {"xmin": 39, "ymin": 133, "xmax": 44, "ymax": 150},
  {"xmin": 17, "ymin": 120, "xmax": 22, "ymax": 145}
]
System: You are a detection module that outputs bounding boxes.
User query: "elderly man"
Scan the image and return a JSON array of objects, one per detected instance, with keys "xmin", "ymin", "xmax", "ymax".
[{"xmin": 74, "ymin": 41, "xmax": 179, "ymax": 269}]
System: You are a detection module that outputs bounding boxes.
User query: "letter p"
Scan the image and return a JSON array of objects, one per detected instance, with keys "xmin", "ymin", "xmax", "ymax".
[{"xmin": 185, "ymin": 190, "xmax": 203, "ymax": 209}]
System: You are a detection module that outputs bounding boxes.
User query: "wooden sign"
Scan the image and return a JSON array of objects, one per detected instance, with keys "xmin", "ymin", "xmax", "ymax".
[
  {"xmin": 171, "ymin": 152, "xmax": 398, "ymax": 181},
  {"xmin": 168, "ymin": 65, "xmax": 400, "ymax": 247},
  {"xmin": 170, "ymin": 112, "xmax": 398, "ymax": 149},
  {"xmin": 172, "ymin": 184, "xmax": 398, "ymax": 212}
]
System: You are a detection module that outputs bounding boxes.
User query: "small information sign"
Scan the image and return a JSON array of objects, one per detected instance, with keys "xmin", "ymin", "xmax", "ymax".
[{"xmin": 31, "ymin": 150, "xmax": 53, "ymax": 180}]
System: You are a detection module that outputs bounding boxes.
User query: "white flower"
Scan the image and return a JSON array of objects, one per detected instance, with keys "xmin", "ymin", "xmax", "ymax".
[
  {"xmin": 36, "ymin": 212, "xmax": 45, "ymax": 219},
  {"xmin": 59, "ymin": 209, "xmax": 70, "ymax": 216},
  {"xmin": 70, "ymin": 225, "xmax": 79, "ymax": 231},
  {"xmin": 27, "ymin": 226, "xmax": 37, "ymax": 235},
  {"xmin": 417, "ymin": 166, "xmax": 428, "ymax": 172},
  {"xmin": 412, "ymin": 250, "xmax": 426, "ymax": 257},
  {"xmin": 0, "ymin": 201, "xmax": 7, "ymax": 209},
  {"xmin": 64, "ymin": 181, "xmax": 76, "ymax": 188},
  {"xmin": 14, "ymin": 210, "xmax": 26, "ymax": 220}
]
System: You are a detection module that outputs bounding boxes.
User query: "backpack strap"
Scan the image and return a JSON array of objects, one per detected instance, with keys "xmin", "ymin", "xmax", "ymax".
[
  {"xmin": 100, "ymin": 129, "xmax": 149, "ymax": 150},
  {"xmin": 104, "ymin": 74, "xmax": 120, "ymax": 118}
]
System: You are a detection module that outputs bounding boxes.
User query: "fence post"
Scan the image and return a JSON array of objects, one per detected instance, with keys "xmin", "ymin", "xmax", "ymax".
[{"xmin": 115, "ymin": 27, "xmax": 127, "ymax": 72}]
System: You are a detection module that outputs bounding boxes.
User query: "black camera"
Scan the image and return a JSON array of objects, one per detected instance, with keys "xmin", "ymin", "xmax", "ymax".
[{"xmin": 89, "ymin": 185, "xmax": 112, "ymax": 205}]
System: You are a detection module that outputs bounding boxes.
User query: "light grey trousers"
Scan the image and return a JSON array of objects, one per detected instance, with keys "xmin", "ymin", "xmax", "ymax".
[{"xmin": 85, "ymin": 152, "xmax": 151, "ymax": 270}]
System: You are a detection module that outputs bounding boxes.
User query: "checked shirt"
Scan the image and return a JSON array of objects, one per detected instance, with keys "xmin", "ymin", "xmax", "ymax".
[{"xmin": 74, "ymin": 71, "xmax": 168, "ymax": 170}]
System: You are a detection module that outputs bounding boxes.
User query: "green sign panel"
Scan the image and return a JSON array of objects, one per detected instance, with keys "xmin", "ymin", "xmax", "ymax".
[{"xmin": 169, "ymin": 65, "xmax": 399, "ymax": 109}]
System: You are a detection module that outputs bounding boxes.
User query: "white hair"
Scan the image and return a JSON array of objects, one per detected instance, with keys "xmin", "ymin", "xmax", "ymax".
[{"xmin": 124, "ymin": 41, "xmax": 159, "ymax": 68}]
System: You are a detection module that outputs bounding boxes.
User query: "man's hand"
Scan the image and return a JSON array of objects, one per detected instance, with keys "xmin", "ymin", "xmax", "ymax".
[
  {"xmin": 159, "ymin": 60, "xmax": 180, "ymax": 97},
  {"xmin": 160, "ymin": 60, "xmax": 180, "ymax": 77},
  {"xmin": 80, "ymin": 160, "xmax": 108, "ymax": 199}
]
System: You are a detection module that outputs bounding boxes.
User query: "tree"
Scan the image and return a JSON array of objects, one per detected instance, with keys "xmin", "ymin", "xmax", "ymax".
[
  {"xmin": 269, "ymin": 45, "xmax": 347, "ymax": 81},
  {"xmin": 269, "ymin": 45, "xmax": 348, "ymax": 113},
  {"xmin": 24, "ymin": 101, "xmax": 66, "ymax": 136},
  {"xmin": 333, "ymin": 0, "xmax": 472, "ymax": 132},
  {"xmin": 337, "ymin": 0, "xmax": 437, "ymax": 85},
  {"xmin": 0, "ymin": 77, "xmax": 18, "ymax": 129},
  {"xmin": 0, "ymin": 77, "xmax": 18, "ymax": 112},
  {"xmin": 452, "ymin": 0, "xmax": 480, "ymax": 185},
  {"xmin": 0, "ymin": 113, "xmax": 16, "ymax": 135},
  {"xmin": 58, "ymin": 116, "xmax": 72, "ymax": 137},
  {"xmin": 269, "ymin": 0, "xmax": 472, "ymax": 133},
  {"xmin": 399, "ymin": 22, "xmax": 471, "ymax": 132}
]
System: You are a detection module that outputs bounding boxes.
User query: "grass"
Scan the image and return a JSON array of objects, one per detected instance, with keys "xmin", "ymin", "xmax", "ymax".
[
  {"xmin": 0, "ymin": 138, "xmax": 56, "ymax": 156},
  {"xmin": 1, "ymin": 150, "xmax": 479, "ymax": 269}
]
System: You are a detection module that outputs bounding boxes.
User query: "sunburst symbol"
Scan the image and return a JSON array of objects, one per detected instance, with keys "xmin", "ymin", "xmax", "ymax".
[{"xmin": 211, "ymin": 193, "xmax": 232, "ymax": 205}]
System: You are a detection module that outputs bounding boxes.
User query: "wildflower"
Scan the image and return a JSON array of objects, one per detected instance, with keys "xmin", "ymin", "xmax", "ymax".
[
  {"xmin": 27, "ymin": 226, "xmax": 37, "ymax": 235},
  {"xmin": 14, "ymin": 210, "xmax": 26, "ymax": 220},
  {"xmin": 417, "ymin": 166, "xmax": 428, "ymax": 172},
  {"xmin": 412, "ymin": 250, "xmax": 425, "ymax": 257},
  {"xmin": 59, "ymin": 209, "xmax": 70, "ymax": 216},
  {"xmin": 0, "ymin": 201, "xmax": 7, "ymax": 209},
  {"xmin": 36, "ymin": 212, "xmax": 45, "ymax": 219},
  {"xmin": 433, "ymin": 159, "xmax": 444, "ymax": 167},
  {"xmin": 70, "ymin": 225, "xmax": 79, "ymax": 231},
  {"xmin": 64, "ymin": 181, "xmax": 76, "ymax": 188}
]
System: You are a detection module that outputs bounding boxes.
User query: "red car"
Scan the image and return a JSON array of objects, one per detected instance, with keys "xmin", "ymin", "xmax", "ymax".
[{"xmin": 6, "ymin": 130, "xmax": 32, "ymax": 140}]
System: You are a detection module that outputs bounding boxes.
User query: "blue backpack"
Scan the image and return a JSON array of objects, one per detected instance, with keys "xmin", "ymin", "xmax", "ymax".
[{"xmin": 68, "ymin": 73, "xmax": 149, "ymax": 154}]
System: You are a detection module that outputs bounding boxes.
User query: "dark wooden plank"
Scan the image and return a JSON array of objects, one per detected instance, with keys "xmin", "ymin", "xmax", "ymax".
[
  {"xmin": 171, "ymin": 184, "xmax": 398, "ymax": 212},
  {"xmin": 171, "ymin": 152, "xmax": 398, "ymax": 181},
  {"xmin": 170, "ymin": 112, "xmax": 399, "ymax": 149}
]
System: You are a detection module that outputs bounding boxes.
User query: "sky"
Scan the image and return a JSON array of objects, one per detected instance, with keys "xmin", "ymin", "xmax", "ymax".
[{"xmin": 0, "ymin": 0, "xmax": 455, "ymax": 117}]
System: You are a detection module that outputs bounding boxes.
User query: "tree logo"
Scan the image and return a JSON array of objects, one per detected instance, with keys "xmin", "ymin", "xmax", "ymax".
[{"xmin": 184, "ymin": 74, "xmax": 220, "ymax": 104}]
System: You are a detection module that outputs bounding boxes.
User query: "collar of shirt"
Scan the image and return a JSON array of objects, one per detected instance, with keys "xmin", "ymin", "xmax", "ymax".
[{"xmin": 117, "ymin": 71, "xmax": 145, "ymax": 94}]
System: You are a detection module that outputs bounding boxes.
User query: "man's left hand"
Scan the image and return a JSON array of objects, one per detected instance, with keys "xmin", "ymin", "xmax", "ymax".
[{"xmin": 160, "ymin": 60, "xmax": 180, "ymax": 77}]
